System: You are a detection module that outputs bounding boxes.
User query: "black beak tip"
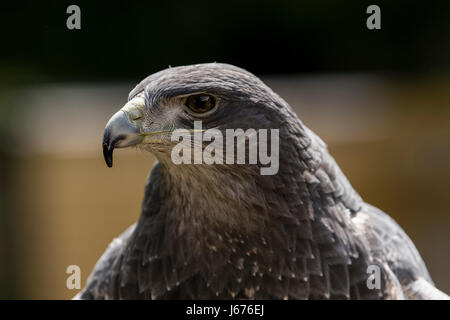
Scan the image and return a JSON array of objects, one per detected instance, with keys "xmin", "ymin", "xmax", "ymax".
[{"xmin": 103, "ymin": 142, "xmax": 114, "ymax": 168}]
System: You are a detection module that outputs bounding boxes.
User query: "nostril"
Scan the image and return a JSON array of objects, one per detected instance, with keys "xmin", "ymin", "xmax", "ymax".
[{"xmin": 133, "ymin": 116, "xmax": 142, "ymax": 121}]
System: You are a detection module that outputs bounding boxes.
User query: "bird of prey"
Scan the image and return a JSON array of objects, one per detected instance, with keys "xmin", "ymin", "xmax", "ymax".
[{"xmin": 77, "ymin": 63, "xmax": 449, "ymax": 300}]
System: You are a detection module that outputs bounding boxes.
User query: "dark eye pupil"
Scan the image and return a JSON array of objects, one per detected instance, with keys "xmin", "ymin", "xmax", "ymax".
[{"xmin": 186, "ymin": 94, "xmax": 216, "ymax": 113}]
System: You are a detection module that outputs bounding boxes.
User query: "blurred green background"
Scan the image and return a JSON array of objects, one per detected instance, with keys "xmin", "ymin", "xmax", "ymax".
[{"xmin": 0, "ymin": 1, "xmax": 449, "ymax": 299}]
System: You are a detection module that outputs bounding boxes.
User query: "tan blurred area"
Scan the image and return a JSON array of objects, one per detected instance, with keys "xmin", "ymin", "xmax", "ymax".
[{"xmin": 6, "ymin": 74, "xmax": 450, "ymax": 299}]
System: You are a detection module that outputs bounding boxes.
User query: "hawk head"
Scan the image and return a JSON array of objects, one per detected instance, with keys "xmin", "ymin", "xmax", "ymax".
[{"xmin": 102, "ymin": 63, "xmax": 293, "ymax": 169}]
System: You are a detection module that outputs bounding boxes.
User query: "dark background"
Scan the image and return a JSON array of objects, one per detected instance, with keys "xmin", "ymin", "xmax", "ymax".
[
  {"xmin": 1, "ymin": 0, "xmax": 449, "ymax": 84},
  {"xmin": 0, "ymin": 1, "xmax": 449, "ymax": 299}
]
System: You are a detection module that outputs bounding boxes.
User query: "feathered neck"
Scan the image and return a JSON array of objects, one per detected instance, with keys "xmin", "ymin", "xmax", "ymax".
[{"xmin": 127, "ymin": 121, "xmax": 371, "ymax": 299}]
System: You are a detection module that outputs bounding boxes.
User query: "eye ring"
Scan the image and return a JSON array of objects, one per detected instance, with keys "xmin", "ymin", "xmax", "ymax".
[{"xmin": 184, "ymin": 94, "xmax": 217, "ymax": 115}]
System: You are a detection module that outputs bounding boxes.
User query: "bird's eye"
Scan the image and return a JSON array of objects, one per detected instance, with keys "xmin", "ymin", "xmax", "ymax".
[{"xmin": 185, "ymin": 94, "xmax": 217, "ymax": 114}]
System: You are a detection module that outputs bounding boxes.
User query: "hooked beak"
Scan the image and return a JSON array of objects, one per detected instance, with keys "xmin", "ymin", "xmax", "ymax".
[{"xmin": 102, "ymin": 96, "xmax": 146, "ymax": 167}]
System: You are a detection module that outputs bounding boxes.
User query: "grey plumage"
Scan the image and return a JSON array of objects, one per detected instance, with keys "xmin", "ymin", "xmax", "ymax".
[{"xmin": 77, "ymin": 63, "xmax": 448, "ymax": 300}]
